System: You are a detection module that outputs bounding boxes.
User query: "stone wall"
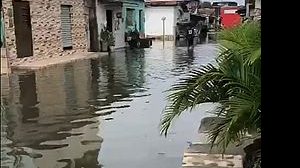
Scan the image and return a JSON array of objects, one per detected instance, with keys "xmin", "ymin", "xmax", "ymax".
[{"xmin": 2, "ymin": 0, "xmax": 88, "ymax": 66}]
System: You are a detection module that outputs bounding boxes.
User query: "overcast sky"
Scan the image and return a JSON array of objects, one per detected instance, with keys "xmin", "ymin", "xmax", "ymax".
[{"xmin": 203, "ymin": 0, "xmax": 245, "ymax": 6}]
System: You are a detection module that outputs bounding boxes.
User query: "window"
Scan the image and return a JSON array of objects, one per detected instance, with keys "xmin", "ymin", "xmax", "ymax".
[{"xmin": 61, "ymin": 5, "xmax": 73, "ymax": 49}]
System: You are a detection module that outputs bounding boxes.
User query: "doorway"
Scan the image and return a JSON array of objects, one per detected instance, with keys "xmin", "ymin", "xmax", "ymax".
[
  {"xmin": 139, "ymin": 10, "xmax": 142, "ymax": 31},
  {"xmin": 13, "ymin": 1, "xmax": 33, "ymax": 58},
  {"xmin": 106, "ymin": 10, "xmax": 113, "ymax": 32}
]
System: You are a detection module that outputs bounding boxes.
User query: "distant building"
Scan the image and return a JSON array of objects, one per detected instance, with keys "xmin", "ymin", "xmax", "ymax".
[
  {"xmin": 144, "ymin": 0, "xmax": 181, "ymax": 40},
  {"xmin": 253, "ymin": 0, "xmax": 261, "ymax": 21},
  {"xmin": 244, "ymin": 0, "xmax": 261, "ymax": 20},
  {"xmin": 144, "ymin": 0, "xmax": 203, "ymax": 40},
  {"xmin": 96, "ymin": 0, "xmax": 146, "ymax": 50}
]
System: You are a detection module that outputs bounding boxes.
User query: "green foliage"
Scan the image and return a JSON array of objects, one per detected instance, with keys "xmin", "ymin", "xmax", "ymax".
[
  {"xmin": 100, "ymin": 27, "xmax": 115, "ymax": 46},
  {"xmin": 160, "ymin": 21, "xmax": 261, "ymax": 153}
]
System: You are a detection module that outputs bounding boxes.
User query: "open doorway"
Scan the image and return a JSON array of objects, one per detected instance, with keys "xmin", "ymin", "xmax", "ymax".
[
  {"xmin": 13, "ymin": 1, "xmax": 33, "ymax": 58},
  {"xmin": 139, "ymin": 10, "xmax": 142, "ymax": 31},
  {"xmin": 106, "ymin": 10, "xmax": 113, "ymax": 32}
]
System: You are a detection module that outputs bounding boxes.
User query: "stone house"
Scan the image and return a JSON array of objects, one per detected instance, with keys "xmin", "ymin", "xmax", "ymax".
[
  {"xmin": 1, "ymin": 0, "xmax": 147, "ymax": 67},
  {"xmin": 2, "ymin": 0, "xmax": 89, "ymax": 66}
]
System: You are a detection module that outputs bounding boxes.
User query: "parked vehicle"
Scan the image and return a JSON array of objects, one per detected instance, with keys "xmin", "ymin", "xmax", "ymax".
[
  {"xmin": 125, "ymin": 29, "xmax": 152, "ymax": 49},
  {"xmin": 219, "ymin": 6, "xmax": 241, "ymax": 28}
]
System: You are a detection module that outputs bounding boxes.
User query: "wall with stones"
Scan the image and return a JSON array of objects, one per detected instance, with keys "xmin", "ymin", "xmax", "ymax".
[{"xmin": 2, "ymin": 0, "xmax": 88, "ymax": 66}]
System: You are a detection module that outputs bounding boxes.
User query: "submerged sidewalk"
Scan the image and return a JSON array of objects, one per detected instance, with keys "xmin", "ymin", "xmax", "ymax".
[
  {"xmin": 11, "ymin": 52, "xmax": 108, "ymax": 70},
  {"xmin": 181, "ymin": 117, "xmax": 250, "ymax": 168},
  {"xmin": 182, "ymin": 142, "xmax": 244, "ymax": 168}
]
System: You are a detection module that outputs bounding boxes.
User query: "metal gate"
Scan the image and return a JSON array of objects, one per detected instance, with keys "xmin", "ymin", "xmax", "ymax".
[
  {"xmin": 61, "ymin": 5, "xmax": 72, "ymax": 49},
  {"xmin": 13, "ymin": 1, "xmax": 33, "ymax": 58}
]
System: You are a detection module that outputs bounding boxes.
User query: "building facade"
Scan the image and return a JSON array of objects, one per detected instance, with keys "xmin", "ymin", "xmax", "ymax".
[
  {"xmin": 245, "ymin": 0, "xmax": 261, "ymax": 21},
  {"xmin": 145, "ymin": 0, "xmax": 185, "ymax": 41},
  {"xmin": 1, "ymin": 0, "xmax": 146, "ymax": 66},
  {"xmin": 2, "ymin": 0, "xmax": 88, "ymax": 66},
  {"xmin": 145, "ymin": 2, "xmax": 177, "ymax": 40},
  {"xmin": 96, "ymin": 0, "xmax": 145, "ymax": 50}
]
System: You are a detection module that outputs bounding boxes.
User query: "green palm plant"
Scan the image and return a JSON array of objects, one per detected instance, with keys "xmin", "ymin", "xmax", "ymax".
[{"xmin": 160, "ymin": 21, "xmax": 261, "ymax": 153}]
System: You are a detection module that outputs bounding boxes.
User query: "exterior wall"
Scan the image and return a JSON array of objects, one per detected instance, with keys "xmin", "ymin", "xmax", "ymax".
[
  {"xmin": 145, "ymin": 6, "xmax": 176, "ymax": 37},
  {"xmin": 1, "ymin": 48, "xmax": 10, "ymax": 75},
  {"xmin": 96, "ymin": 0, "xmax": 106, "ymax": 42},
  {"xmin": 113, "ymin": 7, "xmax": 126, "ymax": 49},
  {"xmin": 123, "ymin": 0, "xmax": 145, "ymax": 34},
  {"xmin": 253, "ymin": 0, "xmax": 261, "ymax": 20},
  {"xmin": 2, "ymin": 0, "xmax": 88, "ymax": 66},
  {"xmin": 96, "ymin": 0, "xmax": 145, "ymax": 49},
  {"xmin": 255, "ymin": 0, "xmax": 261, "ymax": 9},
  {"xmin": 97, "ymin": 3, "xmax": 126, "ymax": 49}
]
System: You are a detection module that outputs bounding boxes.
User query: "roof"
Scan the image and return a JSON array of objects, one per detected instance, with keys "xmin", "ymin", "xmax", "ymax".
[
  {"xmin": 145, "ymin": 0, "xmax": 188, "ymax": 2},
  {"xmin": 145, "ymin": 0, "xmax": 192, "ymax": 6}
]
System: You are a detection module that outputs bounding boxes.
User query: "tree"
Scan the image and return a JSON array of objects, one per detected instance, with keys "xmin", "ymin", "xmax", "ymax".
[{"xmin": 160, "ymin": 22, "xmax": 261, "ymax": 154}]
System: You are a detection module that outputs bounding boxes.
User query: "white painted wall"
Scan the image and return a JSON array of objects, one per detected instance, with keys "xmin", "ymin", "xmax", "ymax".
[
  {"xmin": 96, "ymin": 0, "xmax": 106, "ymax": 39},
  {"xmin": 96, "ymin": 2, "xmax": 126, "ymax": 49},
  {"xmin": 111, "ymin": 8, "xmax": 126, "ymax": 49},
  {"xmin": 145, "ymin": 6, "xmax": 176, "ymax": 36},
  {"xmin": 255, "ymin": 0, "xmax": 261, "ymax": 9}
]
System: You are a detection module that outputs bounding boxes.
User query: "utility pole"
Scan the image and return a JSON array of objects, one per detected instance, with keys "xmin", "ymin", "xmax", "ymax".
[{"xmin": 161, "ymin": 17, "xmax": 166, "ymax": 48}]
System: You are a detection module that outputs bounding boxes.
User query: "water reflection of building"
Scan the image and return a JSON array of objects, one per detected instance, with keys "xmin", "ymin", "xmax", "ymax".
[
  {"xmin": 100, "ymin": 52, "xmax": 129, "ymax": 99},
  {"xmin": 125, "ymin": 49, "xmax": 146, "ymax": 88},
  {"xmin": 4, "ymin": 61, "xmax": 102, "ymax": 167},
  {"xmin": 1, "ymin": 75, "xmax": 15, "ymax": 167},
  {"xmin": 96, "ymin": 49, "xmax": 147, "ymax": 105},
  {"xmin": 2, "ymin": 49, "xmax": 148, "ymax": 167},
  {"xmin": 171, "ymin": 47, "xmax": 195, "ymax": 74}
]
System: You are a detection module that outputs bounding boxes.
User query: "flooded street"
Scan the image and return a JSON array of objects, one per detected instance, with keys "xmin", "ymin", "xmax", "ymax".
[{"xmin": 1, "ymin": 41, "xmax": 218, "ymax": 168}]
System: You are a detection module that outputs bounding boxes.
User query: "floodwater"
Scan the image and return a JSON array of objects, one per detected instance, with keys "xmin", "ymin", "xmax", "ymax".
[{"xmin": 1, "ymin": 41, "xmax": 218, "ymax": 168}]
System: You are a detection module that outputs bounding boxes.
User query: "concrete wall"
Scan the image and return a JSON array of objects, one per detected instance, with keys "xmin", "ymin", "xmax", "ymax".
[
  {"xmin": 96, "ymin": 0, "xmax": 106, "ymax": 41},
  {"xmin": 123, "ymin": 0, "xmax": 145, "ymax": 33},
  {"xmin": 96, "ymin": 2, "xmax": 126, "ymax": 49},
  {"xmin": 145, "ymin": 6, "xmax": 176, "ymax": 37},
  {"xmin": 2, "ymin": 0, "xmax": 88, "ymax": 66},
  {"xmin": 1, "ymin": 48, "xmax": 10, "ymax": 75},
  {"xmin": 113, "ymin": 7, "xmax": 126, "ymax": 49},
  {"xmin": 96, "ymin": 0, "xmax": 145, "ymax": 49},
  {"xmin": 255, "ymin": 0, "xmax": 261, "ymax": 9}
]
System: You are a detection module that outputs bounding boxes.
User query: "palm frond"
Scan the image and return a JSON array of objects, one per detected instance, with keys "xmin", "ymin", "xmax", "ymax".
[
  {"xmin": 160, "ymin": 21, "xmax": 261, "ymax": 154},
  {"xmin": 160, "ymin": 64, "xmax": 229, "ymax": 136}
]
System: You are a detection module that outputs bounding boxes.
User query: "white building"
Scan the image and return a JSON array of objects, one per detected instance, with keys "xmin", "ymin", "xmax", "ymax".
[
  {"xmin": 246, "ymin": 0, "xmax": 261, "ymax": 20},
  {"xmin": 96, "ymin": 1, "xmax": 125, "ymax": 50},
  {"xmin": 96, "ymin": 0, "xmax": 146, "ymax": 50},
  {"xmin": 145, "ymin": 0, "xmax": 179, "ymax": 40}
]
